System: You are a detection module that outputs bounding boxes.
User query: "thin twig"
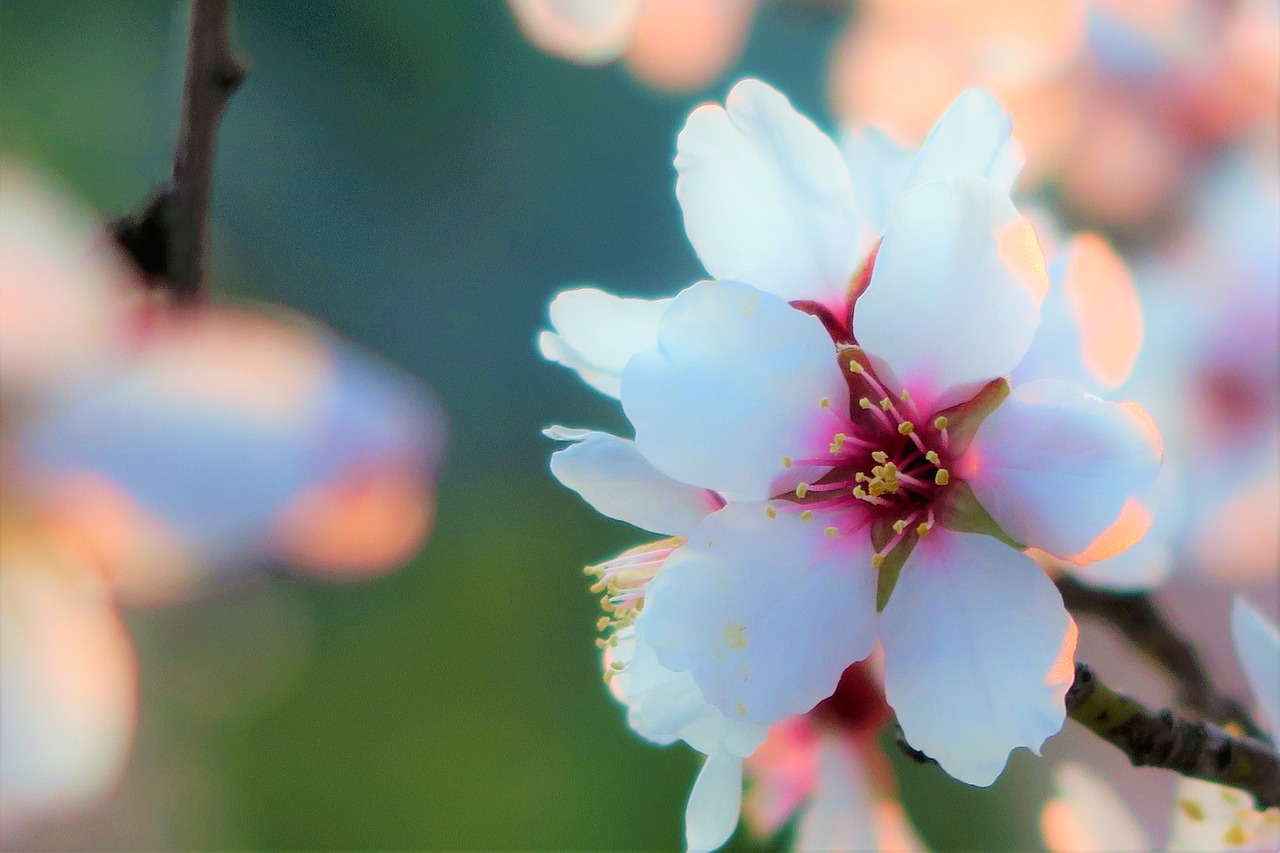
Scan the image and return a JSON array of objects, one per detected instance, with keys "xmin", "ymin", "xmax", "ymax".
[
  {"xmin": 1067, "ymin": 663, "xmax": 1280, "ymax": 810},
  {"xmin": 112, "ymin": 0, "xmax": 246, "ymax": 302},
  {"xmin": 1057, "ymin": 576, "xmax": 1269, "ymax": 742}
]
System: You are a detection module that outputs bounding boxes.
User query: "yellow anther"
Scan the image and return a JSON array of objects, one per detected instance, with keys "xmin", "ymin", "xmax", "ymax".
[
  {"xmin": 859, "ymin": 397, "xmax": 874, "ymax": 410},
  {"xmin": 848, "ymin": 360, "xmax": 864, "ymax": 374},
  {"xmin": 916, "ymin": 522, "xmax": 932, "ymax": 537},
  {"xmin": 824, "ymin": 526, "xmax": 838, "ymax": 537},
  {"xmin": 933, "ymin": 416, "xmax": 949, "ymax": 430},
  {"xmin": 879, "ymin": 397, "xmax": 892, "ymax": 411},
  {"xmin": 1223, "ymin": 824, "xmax": 1247, "ymax": 846},
  {"xmin": 852, "ymin": 486, "xmax": 868, "ymax": 500},
  {"xmin": 855, "ymin": 472, "xmax": 867, "ymax": 482},
  {"xmin": 925, "ymin": 450, "xmax": 940, "ymax": 464},
  {"xmin": 900, "ymin": 388, "xmax": 912, "ymax": 402},
  {"xmin": 898, "ymin": 421, "xmax": 915, "ymax": 435},
  {"xmin": 934, "ymin": 469, "xmax": 950, "ymax": 486},
  {"xmin": 595, "ymin": 637, "xmax": 609, "ymax": 649},
  {"xmin": 765, "ymin": 506, "xmax": 778, "ymax": 519},
  {"xmin": 829, "ymin": 433, "xmax": 846, "ymax": 454},
  {"xmin": 610, "ymin": 660, "xmax": 626, "ymax": 671},
  {"xmin": 871, "ymin": 450, "xmax": 889, "ymax": 463},
  {"xmin": 596, "ymin": 616, "xmax": 611, "ymax": 631},
  {"xmin": 800, "ymin": 510, "xmax": 814, "ymax": 522},
  {"xmin": 871, "ymin": 553, "xmax": 886, "ymax": 569},
  {"xmin": 795, "ymin": 483, "xmax": 810, "ymax": 498},
  {"xmin": 819, "ymin": 397, "xmax": 831, "ymax": 408},
  {"xmin": 782, "ymin": 456, "xmax": 793, "ymax": 468},
  {"xmin": 892, "ymin": 519, "xmax": 908, "ymax": 534}
]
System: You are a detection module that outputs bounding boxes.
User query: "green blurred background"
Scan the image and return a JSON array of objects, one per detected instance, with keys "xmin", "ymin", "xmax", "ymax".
[{"xmin": 0, "ymin": 2, "xmax": 1052, "ymax": 849}]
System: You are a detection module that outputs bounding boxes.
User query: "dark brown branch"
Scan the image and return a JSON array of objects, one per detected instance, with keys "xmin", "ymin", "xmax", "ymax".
[
  {"xmin": 111, "ymin": 0, "xmax": 246, "ymax": 302},
  {"xmin": 1067, "ymin": 663, "xmax": 1280, "ymax": 810},
  {"xmin": 1057, "ymin": 576, "xmax": 1269, "ymax": 742}
]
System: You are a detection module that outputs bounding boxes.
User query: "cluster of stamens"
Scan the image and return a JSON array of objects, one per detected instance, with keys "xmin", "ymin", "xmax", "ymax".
[
  {"xmin": 585, "ymin": 538, "xmax": 683, "ymax": 673},
  {"xmin": 778, "ymin": 357, "xmax": 956, "ymax": 568}
]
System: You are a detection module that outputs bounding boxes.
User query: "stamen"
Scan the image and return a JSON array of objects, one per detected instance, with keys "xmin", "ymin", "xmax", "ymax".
[
  {"xmin": 916, "ymin": 521, "xmax": 932, "ymax": 537},
  {"xmin": 899, "ymin": 388, "xmax": 912, "ymax": 402},
  {"xmin": 898, "ymin": 421, "xmax": 915, "ymax": 435},
  {"xmin": 879, "ymin": 397, "xmax": 892, "ymax": 411},
  {"xmin": 782, "ymin": 456, "xmax": 793, "ymax": 468},
  {"xmin": 871, "ymin": 553, "xmax": 885, "ymax": 569},
  {"xmin": 800, "ymin": 510, "xmax": 814, "ymax": 522},
  {"xmin": 765, "ymin": 506, "xmax": 778, "ymax": 519},
  {"xmin": 933, "ymin": 416, "xmax": 949, "ymax": 430},
  {"xmin": 934, "ymin": 469, "xmax": 950, "ymax": 486},
  {"xmin": 859, "ymin": 397, "xmax": 874, "ymax": 410},
  {"xmin": 871, "ymin": 450, "xmax": 889, "ymax": 463},
  {"xmin": 824, "ymin": 526, "xmax": 838, "ymax": 537},
  {"xmin": 795, "ymin": 483, "xmax": 810, "ymax": 498},
  {"xmin": 892, "ymin": 519, "xmax": 908, "ymax": 534},
  {"xmin": 819, "ymin": 397, "xmax": 831, "ymax": 408},
  {"xmin": 848, "ymin": 360, "xmax": 864, "ymax": 374},
  {"xmin": 925, "ymin": 450, "xmax": 940, "ymax": 464}
]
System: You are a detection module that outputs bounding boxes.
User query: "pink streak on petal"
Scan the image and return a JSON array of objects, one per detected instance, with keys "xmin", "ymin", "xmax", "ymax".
[{"xmin": 1062, "ymin": 235, "xmax": 1143, "ymax": 389}]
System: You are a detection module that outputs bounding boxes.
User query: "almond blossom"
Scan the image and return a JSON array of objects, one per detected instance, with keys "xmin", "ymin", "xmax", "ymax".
[
  {"xmin": 543, "ymin": 79, "xmax": 1162, "ymax": 795},
  {"xmin": 1041, "ymin": 598, "xmax": 1280, "ymax": 852}
]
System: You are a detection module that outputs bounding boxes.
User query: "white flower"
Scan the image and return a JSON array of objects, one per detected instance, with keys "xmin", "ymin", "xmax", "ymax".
[{"xmin": 543, "ymin": 79, "xmax": 1163, "ymax": 788}]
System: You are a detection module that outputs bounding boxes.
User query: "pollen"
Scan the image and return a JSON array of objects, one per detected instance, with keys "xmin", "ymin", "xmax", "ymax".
[
  {"xmin": 1223, "ymin": 824, "xmax": 1247, "ymax": 846},
  {"xmin": 916, "ymin": 522, "xmax": 932, "ymax": 537},
  {"xmin": 819, "ymin": 397, "xmax": 831, "ymax": 408},
  {"xmin": 848, "ymin": 360, "xmax": 864, "ymax": 374},
  {"xmin": 933, "ymin": 416, "xmax": 949, "ymax": 430},
  {"xmin": 830, "ymin": 433, "xmax": 846, "ymax": 454},
  {"xmin": 824, "ymin": 526, "xmax": 838, "ymax": 537},
  {"xmin": 782, "ymin": 456, "xmax": 793, "ymax": 468},
  {"xmin": 765, "ymin": 506, "xmax": 778, "ymax": 519},
  {"xmin": 795, "ymin": 483, "xmax": 810, "ymax": 498},
  {"xmin": 871, "ymin": 450, "xmax": 889, "ymax": 463},
  {"xmin": 871, "ymin": 553, "xmax": 886, "ymax": 569},
  {"xmin": 879, "ymin": 397, "xmax": 892, "ymax": 411},
  {"xmin": 897, "ymin": 421, "xmax": 915, "ymax": 435},
  {"xmin": 934, "ymin": 469, "xmax": 950, "ymax": 486},
  {"xmin": 892, "ymin": 519, "xmax": 908, "ymax": 534},
  {"xmin": 859, "ymin": 397, "xmax": 874, "ymax": 410},
  {"xmin": 925, "ymin": 450, "xmax": 940, "ymax": 464},
  {"xmin": 899, "ymin": 388, "xmax": 912, "ymax": 402},
  {"xmin": 800, "ymin": 510, "xmax": 814, "ymax": 522}
]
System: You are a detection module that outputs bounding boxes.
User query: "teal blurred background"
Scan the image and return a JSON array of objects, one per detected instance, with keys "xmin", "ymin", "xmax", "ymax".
[{"xmin": 0, "ymin": 2, "xmax": 1051, "ymax": 849}]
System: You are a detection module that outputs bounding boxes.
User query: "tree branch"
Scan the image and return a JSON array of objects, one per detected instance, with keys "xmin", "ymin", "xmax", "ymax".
[
  {"xmin": 1057, "ymin": 576, "xmax": 1269, "ymax": 742},
  {"xmin": 1067, "ymin": 662, "xmax": 1280, "ymax": 810},
  {"xmin": 111, "ymin": 0, "xmax": 246, "ymax": 302}
]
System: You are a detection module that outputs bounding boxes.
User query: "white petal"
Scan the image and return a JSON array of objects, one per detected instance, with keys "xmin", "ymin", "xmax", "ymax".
[
  {"xmin": 880, "ymin": 530, "xmax": 1076, "ymax": 786},
  {"xmin": 538, "ymin": 287, "xmax": 671, "ymax": 398},
  {"xmin": 623, "ymin": 280, "xmax": 849, "ymax": 499},
  {"xmin": 1231, "ymin": 597, "xmax": 1280, "ymax": 734},
  {"xmin": 855, "ymin": 177, "xmax": 1048, "ymax": 411},
  {"xmin": 1039, "ymin": 764, "xmax": 1149, "ymax": 853},
  {"xmin": 685, "ymin": 753, "xmax": 743, "ymax": 853},
  {"xmin": 675, "ymin": 79, "xmax": 865, "ymax": 307},
  {"xmin": 963, "ymin": 379, "xmax": 1162, "ymax": 560},
  {"xmin": 793, "ymin": 734, "xmax": 878, "ymax": 852},
  {"xmin": 546, "ymin": 428, "xmax": 718, "ymax": 536},
  {"xmin": 838, "ymin": 125, "xmax": 915, "ymax": 239},
  {"xmin": 508, "ymin": 0, "xmax": 640, "ymax": 65},
  {"xmin": 608, "ymin": 629, "xmax": 767, "ymax": 758},
  {"xmin": 637, "ymin": 502, "xmax": 878, "ymax": 725},
  {"xmin": 904, "ymin": 89, "xmax": 1025, "ymax": 193}
]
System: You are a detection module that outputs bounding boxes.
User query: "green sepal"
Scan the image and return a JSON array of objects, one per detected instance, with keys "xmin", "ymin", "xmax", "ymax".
[
  {"xmin": 933, "ymin": 480, "xmax": 1024, "ymax": 549},
  {"xmin": 934, "ymin": 377, "xmax": 1010, "ymax": 456},
  {"xmin": 872, "ymin": 521, "xmax": 918, "ymax": 613}
]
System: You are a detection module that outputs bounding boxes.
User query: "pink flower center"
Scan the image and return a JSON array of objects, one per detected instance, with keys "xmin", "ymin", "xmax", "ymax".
[{"xmin": 778, "ymin": 354, "xmax": 954, "ymax": 566}]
